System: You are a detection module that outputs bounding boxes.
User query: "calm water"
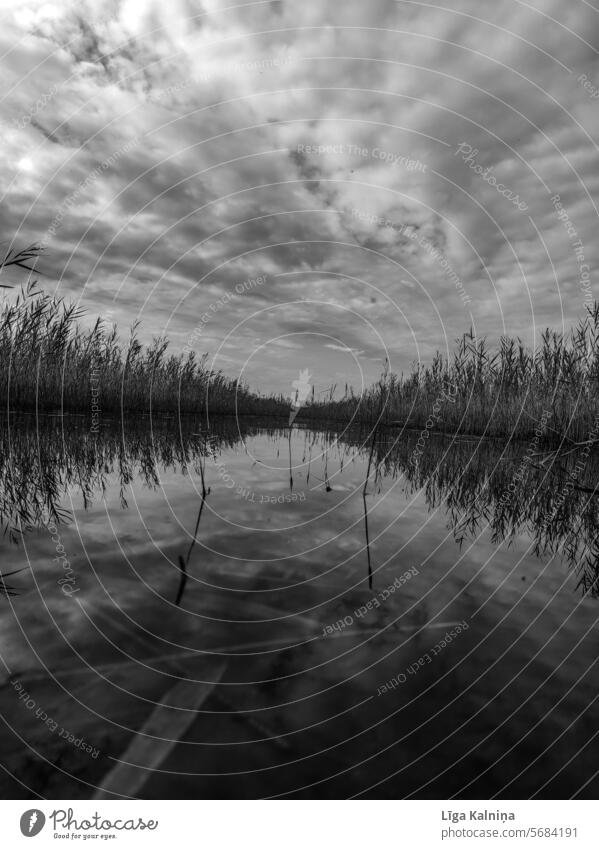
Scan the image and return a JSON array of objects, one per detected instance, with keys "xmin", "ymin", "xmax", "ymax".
[{"xmin": 1, "ymin": 416, "xmax": 598, "ymax": 799}]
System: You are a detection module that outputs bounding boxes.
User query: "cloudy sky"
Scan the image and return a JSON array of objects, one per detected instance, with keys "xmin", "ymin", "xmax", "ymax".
[{"xmin": 2, "ymin": 0, "xmax": 599, "ymax": 395}]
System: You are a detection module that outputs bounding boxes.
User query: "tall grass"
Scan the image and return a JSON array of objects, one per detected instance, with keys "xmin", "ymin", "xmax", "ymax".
[
  {"xmin": 300, "ymin": 305, "xmax": 599, "ymax": 444},
  {"xmin": 0, "ymin": 281, "xmax": 288, "ymax": 416},
  {"xmin": 2, "ymin": 245, "xmax": 599, "ymax": 441}
]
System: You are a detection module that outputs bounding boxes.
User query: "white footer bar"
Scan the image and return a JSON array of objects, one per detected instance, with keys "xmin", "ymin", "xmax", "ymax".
[{"xmin": 1, "ymin": 800, "xmax": 596, "ymax": 848}]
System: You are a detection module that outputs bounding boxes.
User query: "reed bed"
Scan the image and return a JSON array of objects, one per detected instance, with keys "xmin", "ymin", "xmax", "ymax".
[
  {"xmin": 2, "ymin": 245, "xmax": 598, "ymax": 442},
  {"xmin": 0, "ymin": 281, "xmax": 288, "ymax": 417},
  {"xmin": 299, "ymin": 305, "xmax": 599, "ymax": 445}
]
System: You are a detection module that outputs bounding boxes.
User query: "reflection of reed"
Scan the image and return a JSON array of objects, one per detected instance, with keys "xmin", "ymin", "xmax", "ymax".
[
  {"xmin": 288, "ymin": 427, "xmax": 293, "ymax": 493},
  {"xmin": 337, "ymin": 425, "xmax": 599, "ymax": 597},
  {"xmin": 175, "ymin": 435, "xmax": 211, "ymax": 606},
  {"xmin": 362, "ymin": 473, "xmax": 373, "ymax": 590},
  {"xmin": 0, "ymin": 569, "xmax": 24, "ymax": 597},
  {"xmin": 3, "ymin": 414, "xmax": 599, "ymax": 601},
  {"xmin": 0, "ymin": 415, "xmax": 252, "ymax": 596},
  {"xmin": 361, "ymin": 367, "xmax": 389, "ymax": 589}
]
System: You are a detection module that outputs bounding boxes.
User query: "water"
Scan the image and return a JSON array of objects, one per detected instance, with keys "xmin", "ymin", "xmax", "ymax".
[{"xmin": 0, "ymin": 415, "xmax": 598, "ymax": 798}]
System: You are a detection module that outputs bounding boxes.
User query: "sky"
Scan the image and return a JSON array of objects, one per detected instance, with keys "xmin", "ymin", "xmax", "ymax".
[{"xmin": 2, "ymin": 0, "xmax": 599, "ymax": 396}]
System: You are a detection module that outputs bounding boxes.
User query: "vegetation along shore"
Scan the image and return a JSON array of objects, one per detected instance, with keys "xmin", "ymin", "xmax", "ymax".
[{"xmin": 2, "ymin": 245, "xmax": 599, "ymax": 444}]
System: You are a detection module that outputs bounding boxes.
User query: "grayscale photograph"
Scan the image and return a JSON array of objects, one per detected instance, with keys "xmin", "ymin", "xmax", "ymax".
[{"xmin": 1, "ymin": 0, "xmax": 599, "ymax": 816}]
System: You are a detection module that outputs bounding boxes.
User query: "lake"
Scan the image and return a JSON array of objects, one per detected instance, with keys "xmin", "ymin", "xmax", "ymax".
[{"xmin": 0, "ymin": 415, "xmax": 598, "ymax": 799}]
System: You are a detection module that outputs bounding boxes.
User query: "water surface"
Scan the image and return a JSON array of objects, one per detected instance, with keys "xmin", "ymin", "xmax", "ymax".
[{"xmin": 1, "ymin": 415, "xmax": 598, "ymax": 799}]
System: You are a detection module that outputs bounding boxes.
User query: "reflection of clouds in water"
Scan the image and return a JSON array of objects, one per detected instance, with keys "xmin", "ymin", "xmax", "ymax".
[
  {"xmin": 1, "ymin": 418, "xmax": 599, "ymax": 798},
  {"xmin": 2, "ymin": 418, "xmax": 599, "ymax": 597}
]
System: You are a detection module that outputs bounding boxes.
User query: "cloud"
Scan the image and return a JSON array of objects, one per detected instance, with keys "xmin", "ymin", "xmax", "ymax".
[
  {"xmin": 325, "ymin": 343, "xmax": 364, "ymax": 356},
  {"xmin": 2, "ymin": 0, "xmax": 599, "ymax": 392}
]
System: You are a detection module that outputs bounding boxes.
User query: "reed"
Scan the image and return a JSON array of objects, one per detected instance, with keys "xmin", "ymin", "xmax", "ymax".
[
  {"xmin": 0, "ymin": 280, "xmax": 288, "ymax": 417},
  {"xmin": 299, "ymin": 305, "xmax": 599, "ymax": 445},
  {"xmin": 3, "ymin": 246, "xmax": 599, "ymax": 442}
]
